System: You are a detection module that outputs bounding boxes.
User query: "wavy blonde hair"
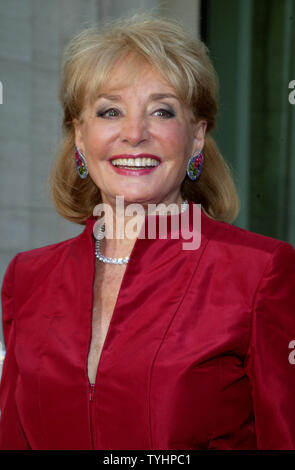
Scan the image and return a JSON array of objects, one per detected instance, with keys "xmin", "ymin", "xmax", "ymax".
[{"xmin": 48, "ymin": 13, "xmax": 239, "ymax": 224}]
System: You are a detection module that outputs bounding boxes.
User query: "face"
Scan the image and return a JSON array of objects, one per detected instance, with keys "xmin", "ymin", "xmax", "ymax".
[{"xmin": 74, "ymin": 57, "xmax": 207, "ymax": 209}]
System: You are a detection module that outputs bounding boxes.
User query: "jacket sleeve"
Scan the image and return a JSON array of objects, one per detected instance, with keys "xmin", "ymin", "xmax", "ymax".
[
  {"xmin": 244, "ymin": 241, "xmax": 295, "ymax": 450},
  {"xmin": 0, "ymin": 255, "xmax": 31, "ymax": 449}
]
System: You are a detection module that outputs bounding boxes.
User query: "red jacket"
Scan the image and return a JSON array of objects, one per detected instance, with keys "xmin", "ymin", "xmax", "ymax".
[{"xmin": 1, "ymin": 202, "xmax": 295, "ymax": 450}]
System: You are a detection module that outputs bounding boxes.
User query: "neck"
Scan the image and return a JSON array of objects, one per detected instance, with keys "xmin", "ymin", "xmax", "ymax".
[
  {"xmin": 98, "ymin": 194, "xmax": 185, "ymax": 240},
  {"xmin": 95, "ymin": 195, "xmax": 187, "ymax": 261}
]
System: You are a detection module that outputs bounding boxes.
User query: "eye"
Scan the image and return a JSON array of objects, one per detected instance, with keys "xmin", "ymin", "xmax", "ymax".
[
  {"xmin": 153, "ymin": 108, "xmax": 175, "ymax": 119},
  {"xmin": 96, "ymin": 108, "xmax": 121, "ymax": 118}
]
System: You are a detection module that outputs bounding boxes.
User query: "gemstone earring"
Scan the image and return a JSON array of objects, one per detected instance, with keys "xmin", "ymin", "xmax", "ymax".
[
  {"xmin": 75, "ymin": 147, "xmax": 88, "ymax": 179},
  {"xmin": 186, "ymin": 151, "xmax": 204, "ymax": 181}
]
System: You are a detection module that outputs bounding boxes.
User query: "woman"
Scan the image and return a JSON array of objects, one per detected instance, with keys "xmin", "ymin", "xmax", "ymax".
[{"xmin": 0, "ymin": 14, "xmax": 295, "ymax": 450}]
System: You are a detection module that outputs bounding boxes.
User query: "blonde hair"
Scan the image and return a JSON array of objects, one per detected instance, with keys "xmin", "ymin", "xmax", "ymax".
[{"xmin": 48, "ymin": 13, "xmax": 239, "ymax": 224}]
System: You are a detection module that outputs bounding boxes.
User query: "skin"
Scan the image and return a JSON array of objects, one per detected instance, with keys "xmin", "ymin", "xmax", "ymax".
[{"xmin": 74, "ymin": 56, "xmax": 207, "ymax": 257}]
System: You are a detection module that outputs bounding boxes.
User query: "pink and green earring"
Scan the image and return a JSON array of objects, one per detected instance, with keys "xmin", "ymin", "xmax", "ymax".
[
  {"xmin": 186, "ymin": 151, "xmax": 204, "ymax": 181},
  {"xmin": 75, "ymin": 147, "xmax": 88, "ymax": 179}
]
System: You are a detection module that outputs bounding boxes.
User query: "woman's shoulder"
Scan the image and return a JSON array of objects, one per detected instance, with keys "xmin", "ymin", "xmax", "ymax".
[
  {"xmin": 199, "ymin": 211, "xmax": 295, "ymax": 293},
  {"xmin": 201, "ymin": 210, "xmax": 294, "ymax": 257},
  {"xmin": 4, "ymin": 221, "xmax": 90, "ymax": 282},
  {"xmin": 16, "ymin": 232, "xmax": 83, "ymax": 265}
]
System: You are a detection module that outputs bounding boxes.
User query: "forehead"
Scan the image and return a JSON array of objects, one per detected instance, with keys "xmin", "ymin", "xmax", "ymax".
[{"xmin": 94, "ymin": 55, "xmax": 177, "ymax": 98}]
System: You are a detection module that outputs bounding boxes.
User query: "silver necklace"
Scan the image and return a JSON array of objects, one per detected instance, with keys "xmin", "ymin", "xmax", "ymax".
[{"xmin": 94, "ymin": 200, "xmax": 189, "ymax": 265}]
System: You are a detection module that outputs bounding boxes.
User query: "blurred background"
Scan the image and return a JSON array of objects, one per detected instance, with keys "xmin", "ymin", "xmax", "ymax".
[{"xmin": 0, "ymin": 0, "xmax": 294, "ymax": 349}]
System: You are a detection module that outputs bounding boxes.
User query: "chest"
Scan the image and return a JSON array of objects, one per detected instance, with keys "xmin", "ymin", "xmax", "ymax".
[{"xmin": 87, "ymin": 261, "xmax": 127, "ymax": 384}]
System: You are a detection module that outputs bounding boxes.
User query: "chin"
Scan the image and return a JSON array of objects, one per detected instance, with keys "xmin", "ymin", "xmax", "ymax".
[
  {"xmin": 118, "ymin": 193, "xmax": 156, "ymax": 204},
  {"xmin": 111, "ymin": 186, "xmax": 159, "ymax": 203}
]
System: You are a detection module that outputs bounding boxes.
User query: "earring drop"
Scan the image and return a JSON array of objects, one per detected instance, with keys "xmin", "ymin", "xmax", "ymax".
[
  {"xmin": 75, "ymin": 147, "xmax": 88, "ymax": 179},
  {"xmin": 186, "ymin": 151, "xmax": 204, "ymax": 181}
]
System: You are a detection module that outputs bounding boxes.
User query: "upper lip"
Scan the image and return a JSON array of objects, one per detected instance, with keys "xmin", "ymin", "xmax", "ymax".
[{"xmin": 109, "ymin": 154, "xmax": 162, "ymax": 162}]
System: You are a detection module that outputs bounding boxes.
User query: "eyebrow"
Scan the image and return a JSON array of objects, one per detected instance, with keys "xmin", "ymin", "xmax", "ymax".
[
  {"xmin": 96, "ymin": 94, "xmax": 122, "ymax": 101},
  {"xmin": 95, "ymin": 93, "xmax": 179, "ymax": 102},
  {"xmin": 150, "ymin": 93, "xmax": 179, "ymax": 101}
]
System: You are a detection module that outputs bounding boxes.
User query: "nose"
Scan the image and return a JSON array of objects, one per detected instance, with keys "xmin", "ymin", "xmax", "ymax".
[{"xmin": 121, "ymin": 114, "xmax": 148, "ymax": 146}]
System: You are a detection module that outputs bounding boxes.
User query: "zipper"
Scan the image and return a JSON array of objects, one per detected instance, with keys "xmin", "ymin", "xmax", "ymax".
[
  {"xmin": 89, "ymin": 383, "xmax": 95, "ymax": 402},
  {"xmin": 89, "ymin": 382, "xmax": 95, "ymax": 449}
]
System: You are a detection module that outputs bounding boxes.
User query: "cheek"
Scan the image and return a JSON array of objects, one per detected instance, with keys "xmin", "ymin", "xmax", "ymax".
[
  {"xmin": 82, "ymin": 122, "xmax": 116, "ymax": 155},
  {"xmin": 158, "ymin": 122, "xmax": 192, "ymax": 160}
]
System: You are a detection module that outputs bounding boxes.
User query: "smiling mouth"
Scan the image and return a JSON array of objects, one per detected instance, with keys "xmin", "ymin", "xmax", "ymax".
[{"xmin": 111, "ymin": 157, "xmax": 160, "ymax": 169}]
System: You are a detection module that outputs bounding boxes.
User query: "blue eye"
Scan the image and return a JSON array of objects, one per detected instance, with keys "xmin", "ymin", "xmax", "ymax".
[
  {"xmin": 153, "ymin": 108, "xmax": 175, "ymax": 118},
  {"xmin": 96, "ymin": 108, "xmax": 120, "ymax": 118}
]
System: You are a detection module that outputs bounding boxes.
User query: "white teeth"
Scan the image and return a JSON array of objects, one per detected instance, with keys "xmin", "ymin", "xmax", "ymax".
[{"xmin": 111, "ymin": 157, "xmax": 160, "ymax": 167}]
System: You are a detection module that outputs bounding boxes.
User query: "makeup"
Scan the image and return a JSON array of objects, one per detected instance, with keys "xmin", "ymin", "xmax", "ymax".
[{"xmin": 109, "ymin": 154, "xmax": 161, "ymax": 176}]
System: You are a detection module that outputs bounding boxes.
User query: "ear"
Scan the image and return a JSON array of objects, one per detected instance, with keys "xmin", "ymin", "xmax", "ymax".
[
  {"xmin": 73, "ymin": 118, "xmax": 84, "ymax": 152},
  {"xmin": 192, "ymin": 119, "xmax": 207, "ymax": 154}
]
